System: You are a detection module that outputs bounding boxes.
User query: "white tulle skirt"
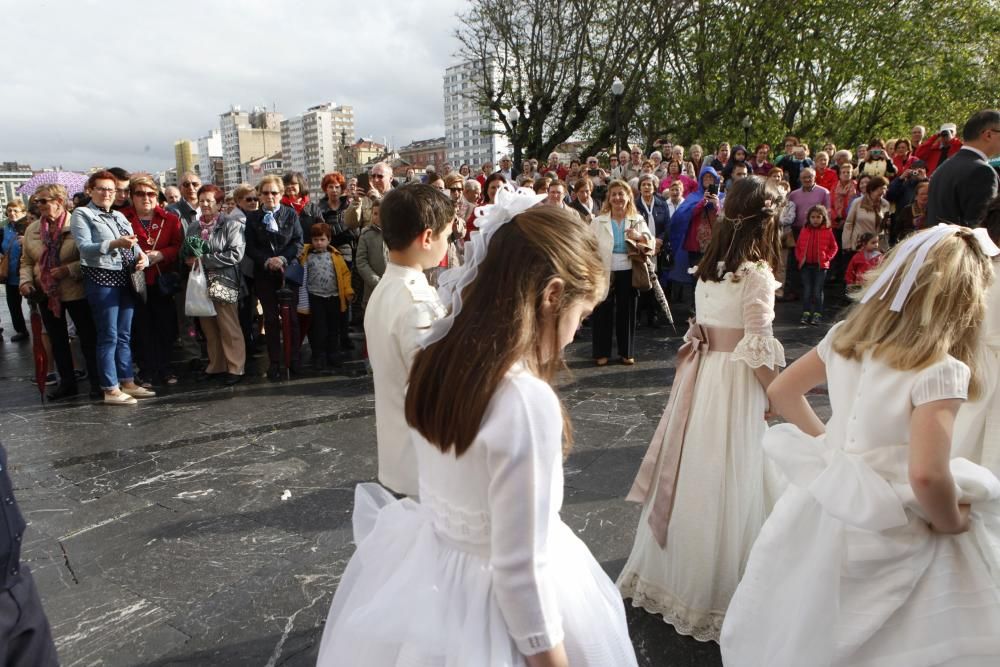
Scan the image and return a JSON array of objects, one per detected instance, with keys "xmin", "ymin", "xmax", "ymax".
[{"xmin": 316, "ymin": 484, "xmax": 638, "ymax": 667}]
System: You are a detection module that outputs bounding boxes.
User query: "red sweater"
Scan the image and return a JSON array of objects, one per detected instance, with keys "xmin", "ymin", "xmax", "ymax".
[
  {"xmin": 123, "ymin": 206, "xmax": 184, "ymax": 285},
  {"xmin": 814, "ymin": 167, "xmax": 838, "ymax": 193},
  {"xmin": 913, "ymin": 135, "xmax": 963, "ymax": 175},
  {"xmin": 845, "ymin": 250, "xmax": 882, "ymax": 286},
  {"xmin": 795, "ymin": 225, "xmax": 839, "ymax": 269}
]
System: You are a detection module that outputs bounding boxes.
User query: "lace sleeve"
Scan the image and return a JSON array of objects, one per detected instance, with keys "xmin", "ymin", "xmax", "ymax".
[
  {"xmin": 730, "ymin": 263, "xmax": 786, "ymax": 370},
  {"xmin": 911, "ymin": 357, "xmax": 970, "ymax": 406}
]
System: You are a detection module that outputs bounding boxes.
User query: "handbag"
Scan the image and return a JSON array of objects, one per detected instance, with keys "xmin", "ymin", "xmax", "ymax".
[
  {"xmin": 207, "ymin": 267, "xmax": 239, "ymax": 304},
  {"xmin": 626, "ymin": 226, "xmax": 655, "ymax": 292},
  {"xmin": 283, "ymin": 259, "xmax": 304, "ymax": 286},
  {"xmin": 185, "ymin": 259, "xmax": 216, "ymax": 316},
  {"xmin": 149, "ymin": 221, "xmax": 181, "ymax": 296}
]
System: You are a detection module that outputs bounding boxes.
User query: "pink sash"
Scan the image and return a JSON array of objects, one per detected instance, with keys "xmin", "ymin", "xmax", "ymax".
[{"xmin": 626, "ymin": 321, "xmax": 745, "ymax": 548}]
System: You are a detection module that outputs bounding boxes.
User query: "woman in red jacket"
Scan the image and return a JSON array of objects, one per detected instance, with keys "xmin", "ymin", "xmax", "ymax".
[
  {"xmin": 795, "ymin": 204, "xmax": 838, "ymax": 325},
  {"xmin": 123, "ymin": 175, "xmax": 184, "ymax": 385}
]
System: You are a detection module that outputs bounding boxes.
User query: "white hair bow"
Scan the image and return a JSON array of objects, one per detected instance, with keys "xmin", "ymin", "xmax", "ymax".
[
  {"xmin": 421, "ymin": 184, "xmax": 546, "ymax": 347},
  {"xmin": 861, "ymin": 224, "xmax": 999, "ymax": 312}
]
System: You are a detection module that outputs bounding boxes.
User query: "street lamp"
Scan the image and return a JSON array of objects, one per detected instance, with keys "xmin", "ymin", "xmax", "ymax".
[
  {"xmin": 741, "ymin": 115, "xmax": 752, "ymax": 148},
  {"xmin": 611, "ymin": 77, "xmax": 625, "ymax": 156},
  {"xmin": 506, "ymin": 106, "xmax": 521, "ymax": 174}
]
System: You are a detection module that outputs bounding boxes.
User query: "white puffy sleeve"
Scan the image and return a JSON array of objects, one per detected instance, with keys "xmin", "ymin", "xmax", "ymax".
[
  {"xmin": 731, "ymin": 263, "xmax": 786, "ymax": 370},
  {"xmin": 816, "ymin": 321, "xmax": 844, "ymax": 365},
  {"xmin": 911, "ymin": 357, "xmax": 971, "ymax": 406},
  {"xmin": 485, "ymin": 373, "xmax": 565, "ymax": 655}
]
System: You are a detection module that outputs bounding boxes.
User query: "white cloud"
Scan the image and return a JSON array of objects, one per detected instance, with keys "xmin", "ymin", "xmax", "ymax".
[{"xmin": 7, "ymin": 0, "xmax": 468, "ymax": 171}]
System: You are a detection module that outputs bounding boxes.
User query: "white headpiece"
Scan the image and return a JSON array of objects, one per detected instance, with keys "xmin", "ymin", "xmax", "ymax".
[
  {"xmin": 420, "ymin": 184, "xmax": 546, "ymax": 347},
  {"xmin": 861, "ymin": 224, "xmax": 999, "ymax": 312}
]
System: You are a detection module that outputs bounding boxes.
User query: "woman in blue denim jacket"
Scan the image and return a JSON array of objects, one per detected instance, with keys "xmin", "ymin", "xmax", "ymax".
[
  {"xmin": 69, "ymin": 170, "xmax": 154, "ymax": 406},
  {"xmin": 1, "ymin": 200, "xmax": 28, "ymax": 341}
]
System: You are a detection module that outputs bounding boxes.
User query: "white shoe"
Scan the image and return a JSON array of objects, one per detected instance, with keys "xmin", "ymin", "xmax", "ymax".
[
  {"xmin": 122, "ymin": 385, "xmax": 156, "ymax": 399},
  {"xmin": 104, "ymin": 391, "xmax": 138, "ymax": 406}
]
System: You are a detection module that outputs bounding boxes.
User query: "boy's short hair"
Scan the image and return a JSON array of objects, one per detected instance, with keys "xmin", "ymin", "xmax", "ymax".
[
  {"xmin": 310, "ymin": 222, "xmax": 332, "ymax": 239},
  {"xmin": 380, "ymin": 184, "xmax": 453, "ymax": 251}
]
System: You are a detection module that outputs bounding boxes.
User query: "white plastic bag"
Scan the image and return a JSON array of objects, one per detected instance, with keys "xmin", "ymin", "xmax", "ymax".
[{"xmin": 185, "ymin": 258, "xmax": 217, "ymax": 317}]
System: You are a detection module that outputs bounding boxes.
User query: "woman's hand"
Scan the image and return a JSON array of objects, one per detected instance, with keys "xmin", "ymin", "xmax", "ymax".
[
  {"xmin": 147, "ymin": 250, "xmax": 163, "ymax": 265},
  {"xmin": 525, "ymin": 645, "xmax": 569, "ymax": 667},
  {"xmin": 135, "ymin": 253, "xmax": 148, "ymax": 271},
  {"xmin": 111, "ymin": 235, "xmax": 137, "ymax": 250},
  {"xmin": 185, "ymin": 257, "xmax": 197, "ymax": 267},
  {"xmin": 18, "ymin": 283, "xmax": 34, "ymax": 297},
  {"xmin": 50, "ymin": 266, "xmax": 69, "ymax": 280},
  {"xmin": 266, "ymin": 257, "xmax": 284, "ymax": 272}
]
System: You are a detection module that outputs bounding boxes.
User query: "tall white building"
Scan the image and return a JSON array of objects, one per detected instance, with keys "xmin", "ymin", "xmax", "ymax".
[
  {"xmin": 219, "ymin": 105, "xmax": 283, "ymax": 190},
  {"xmin": 0, "ymin": 162, "xmax": 33, "ymax": 208},
  {"xmin": 443, "ymin": 61, "xmax": 510, "ymax": 169},
  {"xmin": 197, "ymin": 129, "xmax": 223, "ymax": 186},
  {"xmin": 280, "ymin": 103, "xmax": 355, "ymax": 192}
]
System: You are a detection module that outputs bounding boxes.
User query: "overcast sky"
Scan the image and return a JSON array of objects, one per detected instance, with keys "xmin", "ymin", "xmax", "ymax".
[{"xmin": 6, "ymin": 0, "xmax": 468, "ymax": 172}]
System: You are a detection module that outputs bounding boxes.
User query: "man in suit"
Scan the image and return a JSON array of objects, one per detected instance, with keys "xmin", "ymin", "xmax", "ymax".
[{"xmin": 926, "ymin": 110, "xmax": 1000, "ymax": 227}]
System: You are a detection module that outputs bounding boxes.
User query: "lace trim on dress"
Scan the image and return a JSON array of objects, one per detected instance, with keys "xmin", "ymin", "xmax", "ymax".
[
  {"xmin": 419, "ymin": 485, "xmax": 491, "ymax": 545},
  {"xmin": 619, "ymin": 572, "xmax": 724, "ymax": 643},
  {"xmin": 731, "ymin": 334, "xmax": 786, "ymax": 369}
]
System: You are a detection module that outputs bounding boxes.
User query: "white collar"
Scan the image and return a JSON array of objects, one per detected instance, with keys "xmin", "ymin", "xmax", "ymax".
[{"xmin": 961, "ymin": 145, "xmax": 988, "ymax": 162}]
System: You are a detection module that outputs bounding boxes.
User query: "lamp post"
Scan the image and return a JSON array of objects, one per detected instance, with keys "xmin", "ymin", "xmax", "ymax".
[
  {"xmin": 611, "ymin": 77, "xmax": 625, "ymax": 156},
  {"xmin": 506, "ymin": 106, "xmax": 521, "ymax": 175},
  {"xmin": 741, "ymin": 115, "xmax": 752, "ymax": 148}
]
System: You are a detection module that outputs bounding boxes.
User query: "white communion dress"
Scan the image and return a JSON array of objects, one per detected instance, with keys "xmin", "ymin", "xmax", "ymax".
[
  {"xmin": 721, "ymin": 323, "xmax": 1000, "ymax": 667},
  {"xmin": 617, "ymin": 261, "xmax": 785, "ymax": 642},
  {"xmin": 316, "ymin": 364, "xmax": 638, "ymax": 666}
]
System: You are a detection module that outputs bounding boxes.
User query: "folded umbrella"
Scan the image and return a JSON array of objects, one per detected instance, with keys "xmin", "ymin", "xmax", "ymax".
[{"xmin": 30, "ymin": 302, "xmax": 47, "ymax": 404}]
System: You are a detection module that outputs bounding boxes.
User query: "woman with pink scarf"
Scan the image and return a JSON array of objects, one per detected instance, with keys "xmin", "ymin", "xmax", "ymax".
[{"xmin": 18, "ymin": 184, "xmax": 99, "ymax": 399}]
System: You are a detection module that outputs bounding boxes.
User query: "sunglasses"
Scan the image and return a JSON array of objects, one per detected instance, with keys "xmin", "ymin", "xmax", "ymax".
[
  {"xmin": 244, "ymin": 196, "xmax": 259, "ymax": 202},
  {"xmin": 133, "ymin": 191, "xmax": 157, "ymax": 198},
  {"xmin": 35, "ymin": 198, "xmax": 52, "ymax": 205},
  {"xmin": 449, "ymin": 187, "xmax": 463, "ymax": 193},
  {"xmin": 182, "ymin": 182, "xmax": 201, "ymax": 188}
]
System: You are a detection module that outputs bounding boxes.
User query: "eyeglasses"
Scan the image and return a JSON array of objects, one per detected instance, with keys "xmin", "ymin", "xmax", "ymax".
[
  {"xmin": 244, "ymin": 196, "xmax": 259, "ymax": 202},
  {"xmin": 35, "ymin": 198, "xmax": 51, "ymax": 205},
  {"xmin": 181, "ymin": 181, "xmax": 201, "ymax": 188},
  {"xmin": 92, "ymin": 187, "xmax": 115, "ymax": 194},
  {"xmin": 260, "ymin": 190, "xmax": 281, "ymax": 196},
  {"xmin": 133, "ymin": 191, "xmax": 157, "ymax": 198}
]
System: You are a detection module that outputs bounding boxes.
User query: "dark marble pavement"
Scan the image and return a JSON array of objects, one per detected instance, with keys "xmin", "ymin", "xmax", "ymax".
[{"xmin": 0, "ymin": 297, "xmax": 835, "ymax": 667}]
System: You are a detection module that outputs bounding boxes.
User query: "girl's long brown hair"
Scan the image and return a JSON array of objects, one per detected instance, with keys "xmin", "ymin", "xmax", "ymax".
[
  {"xmin": 696, "ymin": 176, "xmax": 783, "ymax": 282},
  {"xmin": 405, "ymin": 207, "xmax": 606, "ymax": 456}
]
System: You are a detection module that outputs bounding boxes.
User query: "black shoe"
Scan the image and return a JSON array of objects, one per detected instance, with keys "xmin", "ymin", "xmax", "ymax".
[
  {"xmin": 10, "ymin": 332, "xmax": 29, "ymax": 343},
  {"xmin": 266, "ymin": 364, "xmax": 281, "ymax": 382},
  {"xmin": 47, "ymin": 383, "xmax": 79, "ymax": 401},
  {"xmin": 288, "ymin": 361, "xmax": 303, "ymax": 376},
  {"xmin": 197, "ymin": 372, "xmax": 223, "ymax": 382},
  {"xmin": 223, "ymin": 373, "xmax": 242, "ymax": 386}
]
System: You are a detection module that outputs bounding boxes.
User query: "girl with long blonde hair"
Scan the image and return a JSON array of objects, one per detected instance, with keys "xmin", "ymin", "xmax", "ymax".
[{"xmin": 722, "ymin": 225, "xmax": 1000, "ymax": 666}]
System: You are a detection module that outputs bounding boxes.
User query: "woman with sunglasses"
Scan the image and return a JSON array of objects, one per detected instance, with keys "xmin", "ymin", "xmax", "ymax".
[
  {"xmin": 228, "ymin": 184, "xmax": 260, "ymax": 352},
  {"xmin": 19, "ymin": 184, "xmax": 100, "ymax": 399},
  {"xmin": 122, "ymin": 175, "xmax": 183, "ymax": 386},
  {"xmin": 69, "ymin": 171, "xmax": 154, "ymax": 405},
  {"xmin": 244, "ymin": 174, "xmax": 303, "ymax": 381}
]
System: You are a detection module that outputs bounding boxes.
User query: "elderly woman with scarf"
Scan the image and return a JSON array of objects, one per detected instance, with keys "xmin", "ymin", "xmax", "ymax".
[
  {"xmin": 667, "ymin": 165, "xmax": 723, "ymax": 312},
  {"xmin": 282, "ymin": 172, "xmax": 311, "ymax": 218},
  {"xmin": 18, "ymin": 184, "xmax": 99, "ymax": 399},
  {"xmin": 185, "ymin": 184, "xmax": 246, "ymax": 385},
  {"xmin": 842, "ymin": 175, "xmax": 890, "ymax": 251},
  {"xmin": 123, "ymin": 175, "xmax": 183, "ymax": 386}
]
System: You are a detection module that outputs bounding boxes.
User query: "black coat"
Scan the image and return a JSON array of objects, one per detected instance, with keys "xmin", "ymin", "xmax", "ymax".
[
  {"xmin": 0, "ymin": 445, "xmax": 26, "ymax": 590},
  {"xmin": 926, "ymin": 148, "xmax": 999, "ymax": 227},
  {"xmin": 244, "ymin": 205, "xmax": 303, "ymax": 272}
]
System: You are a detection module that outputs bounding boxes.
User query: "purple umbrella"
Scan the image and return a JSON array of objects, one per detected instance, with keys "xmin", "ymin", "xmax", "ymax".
[{"xmin": 16, "ymin": 171, "xmax": 89, "ymax": 199}]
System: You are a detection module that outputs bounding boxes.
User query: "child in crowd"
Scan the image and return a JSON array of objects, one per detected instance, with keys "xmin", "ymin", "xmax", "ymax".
[
  {"xmin": 619, "ymin": 176, "xmax": 786, "ymax": 642},
  {"xmin": 317, "ymin": 200, "xmax": 638, "ymax": 666},
  {"xmin": 298, "ymin": 223, "xmax": 354, "ymax": 373},
  {"xmin": 355, "ymin": 198, "xmax": 386, "ymax": 308},
  {"xmin": 722, "ymin": 225, "xmax": 1000, "ymax": 666},
  {"xmin": 363, "ymin": 184, "xmax": 451, "ymax": 497},
  {"xmin": 795, "ymin": 204, "xmax": 838, "ymax": 325},
  {"xmin": 844, "ymin": 231, "xmax": 882, "ymax": 293}
]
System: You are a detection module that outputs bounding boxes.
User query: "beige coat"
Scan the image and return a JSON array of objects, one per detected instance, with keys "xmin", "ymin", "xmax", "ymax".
[
  {"xmin": 19, "ymin": 219, "xmax": 86, "ymax": 302},
  {"xmin": 843, "ymin": 196, "xmax": 891, "ymax": 250},
  {"xmin": 590, "ymin": 213, "xmax": 653, "ymax": 299}
]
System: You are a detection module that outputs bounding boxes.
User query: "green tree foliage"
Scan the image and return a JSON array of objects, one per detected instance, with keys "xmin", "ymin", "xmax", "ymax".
[{"xmin": 456, "ymin": 0, "xmax": 1000, "ymax": 158}]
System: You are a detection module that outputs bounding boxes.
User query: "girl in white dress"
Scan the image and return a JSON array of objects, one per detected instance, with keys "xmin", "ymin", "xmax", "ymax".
[
  {"xmin": 722, "ymin": 224, "xmax": 1000, "ymax": 666},
  {"xmin": 617, "ymin": 176, "xmax": 786, "ymax": 642},
  {"xmin": 316, "ymin": 190, "xmax": 638, "ymax": 667}
]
